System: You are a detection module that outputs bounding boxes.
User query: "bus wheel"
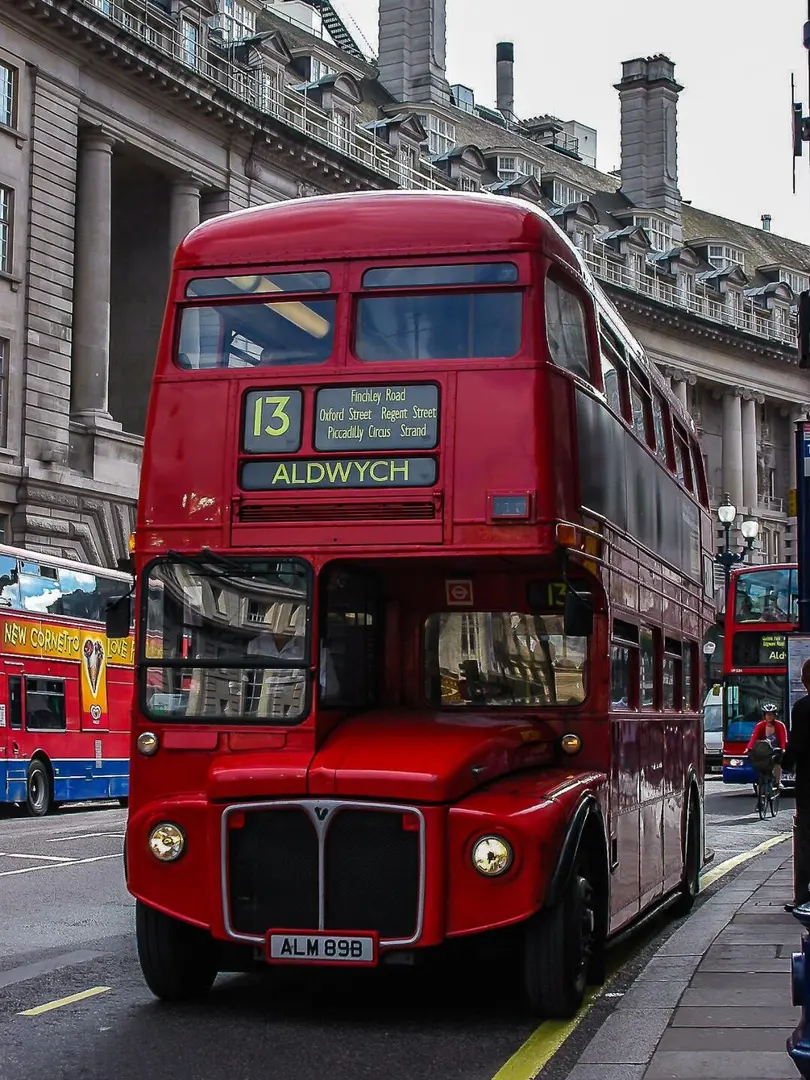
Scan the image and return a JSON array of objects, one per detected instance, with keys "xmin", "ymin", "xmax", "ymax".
[
  {"xmin": 25, "ymin": 761, "xmax": 52, "ymax": 817},
  {"xmin": 673, "ymin": 796, "xmax": 700, "ymax": 916},
  {"xmin": 136, "ymin": 901, "xmax": 218, "ymax": 1002},
  {"xmin": 523, "ymin": 866, "xmax": 594, "ymax": 1018}
]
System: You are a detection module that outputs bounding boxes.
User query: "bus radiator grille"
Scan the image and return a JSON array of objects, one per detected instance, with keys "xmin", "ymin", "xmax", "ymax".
[
  {"xmin": 226, "ymin": 804, "xmax": 421, "ymax": 942},
  {"xmin": 238, "ymin": 501, "xmax": 436, "ymax": 523}
]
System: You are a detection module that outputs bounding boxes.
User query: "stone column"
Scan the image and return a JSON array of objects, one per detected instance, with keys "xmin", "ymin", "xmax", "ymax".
[
  {"xmin": 71, "ymin": 129, "xmax": 115, "ymax": 421},
  {"xmin": 741, "ymin": 393, "xmax": 758, "ymax": 513},
  {"xmin": 169, "ymin": 176, "xmax": 201, "ymax": 265},
  {"xmin": 721, "ymin": 388, "xmax": 743, "ymax": 509},
  {"xmin": 673, "ymin": 378, "xmax": 688, "ymax": 412}
]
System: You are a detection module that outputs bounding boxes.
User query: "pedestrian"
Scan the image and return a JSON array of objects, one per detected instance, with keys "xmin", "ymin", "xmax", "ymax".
[{"xmin": 782, "ymin": 657, "xmax": 810, "ymax": 911}]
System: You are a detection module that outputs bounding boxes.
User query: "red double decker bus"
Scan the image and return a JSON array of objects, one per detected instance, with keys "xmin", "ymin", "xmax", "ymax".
[
  {"xmin": 108, "ymin": 191, "xmax": 714, "ymax": 1016},
  {"xmin": 721, "ymin": 563, "xmax": 797, "ymax": 787},
  {"xmin": 0, "ymin": 543, "xmax": 134, "ymax": 815}
]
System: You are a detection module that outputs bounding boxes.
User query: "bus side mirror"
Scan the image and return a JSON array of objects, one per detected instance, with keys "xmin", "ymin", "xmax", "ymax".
[
  {"xmin": 106, "ymin": 594, "xmax": 132, "ymax": 639},
  {"xmin": 564, "ymin": 588, "xmax": 593, "ymax": 637}
]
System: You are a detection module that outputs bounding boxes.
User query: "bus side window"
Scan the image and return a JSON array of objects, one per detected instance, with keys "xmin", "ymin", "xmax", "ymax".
[
  {"xmin": 545, "ymin": 274, "xmax": 592, "ymax": 382},
  {"xmin": 611, "ymin": 620, "xmax": 639, "ymax": 709},
  {"xmin": 8, "ymin": 676, "xmax": 22, "ymax": 730},
  {"xmin": 683, "ymin": 643, "xmax": 695, "ymax": 711},
  {"xmin": 690, "ymin": 440, "xmax": 709, "ymax": 507},
  {"xmin": 663, "ymin": 638, "xmax": 682, "ymax": 710},
  {"xmin": 640, "ymin": 628, "xmax": 656, "ymax": 709},
  {"xmin": 0, "ymin": 555, "xmax": 20, "ymax": 609},
  {"xmin": 24, "ymin": 678, "xmax": 66, "ymax": 732}
]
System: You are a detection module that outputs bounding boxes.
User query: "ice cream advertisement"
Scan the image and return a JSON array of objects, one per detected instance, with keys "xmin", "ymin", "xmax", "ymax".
[{"xmin": 79, "ymin": 631, "xmax": 109, "ymax": 727}]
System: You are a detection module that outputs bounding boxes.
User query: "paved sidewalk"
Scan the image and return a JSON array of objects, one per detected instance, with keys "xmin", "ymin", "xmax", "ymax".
[{"xmin": 565, "ymin": 842, "xmax": 802, "ymax": 1079}]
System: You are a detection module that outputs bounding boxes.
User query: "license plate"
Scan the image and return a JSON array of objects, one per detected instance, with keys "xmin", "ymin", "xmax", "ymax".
[
  {"xmin": 266, "ymin": 930, "xmax": 378, "ymax": 966},
  {"xmin": 710, "ymin": 765, "xmax": 722, "ymax": 772},
  {"xmin": 784, "ymin": 772, "xmax": 795, "ymax": 782}
]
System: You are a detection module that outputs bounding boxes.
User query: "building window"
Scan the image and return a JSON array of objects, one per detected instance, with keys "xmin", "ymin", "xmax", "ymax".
[
  {"xmin": 678, "ymin": 271, "xmax": 695, "ymax": 303},
  {"xmin": 552, "ymin": 180, "xmax": 587, "ymax": 206},
  {"xmin": 768, "ymin": 468, "xmax": 776, "ymax": 499},
  {"xmin": 499, "ymin": 157, "xmax": 541, "ymax": 182},
  {"xmin": 780, "ymin": 269, "xmax": 809, "ymax": 295},
  {"xmin": 458, "ymin": 175, "xmax": 478, "ymax": 192},
  {"xmin": 0, "ymin": 62, "xmax": 16, "ymax": 129},
  {"xmin": 633, "ymin": 215, "xmax": 672, "ymax": 252},
  {"xmin": 311, "ymin": 57, "xmax": 333, "ymax": 83},
  {"xmin": 708, "ymin": 244, "xmax": 744, "ymax": 270},
  {"xmin": 574, "ymin": 229, "xmax": 593, "ymax": 253},
  {"xmin": 330, "ymin": 108, "xmax": 351, "ymax": 152},
  {"xmin": 399, "ymin": 144, "xmax": 419, "ymax": 184},
  {"xmin": 259, "ymin": 68, "xmax": 279, "ymax": 112},
  {"xmin": 217, "ymin": 0, "xmax": 256, "ymax": 42},
  {"xmin": 91, "ymin": 0, "xmax": 112, "ymax": 13},
  {"xmin": 0, "ymin": 186, "xmax": 11, "ymax": 274},
  {"xmin": 181, "ymin": 20, "xmax": 200, "ymax": 69},
  {"xmin": 0, "ymin": 339, "xmax": 6, "ymax": 445},
  {"xmin": 419, "ymin": 115, "xmax": 455, "ymax": 156}
]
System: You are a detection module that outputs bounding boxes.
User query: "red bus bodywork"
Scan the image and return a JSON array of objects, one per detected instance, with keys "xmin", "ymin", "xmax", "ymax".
[
  {"xmin": 0, "ymin": 544, "xmax": 135, "ymax": 814},
  {"xmin": 121, "ymin": 192, "xmax": 714, "ymax": 1015},
  {"xmin": 721, "ymin": 563, "xmax": 797, "ymax": 786}
]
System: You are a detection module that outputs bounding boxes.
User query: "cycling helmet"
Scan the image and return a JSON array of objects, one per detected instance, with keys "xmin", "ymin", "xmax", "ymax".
[{"xmin": 762, "ymin": 702, "xmax": 779, "ymax": 714}]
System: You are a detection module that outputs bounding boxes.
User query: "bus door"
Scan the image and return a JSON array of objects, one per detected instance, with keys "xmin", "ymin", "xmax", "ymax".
[{"xmin": 2, "ymin": 671, "xmax": 26, "ymax": 801}]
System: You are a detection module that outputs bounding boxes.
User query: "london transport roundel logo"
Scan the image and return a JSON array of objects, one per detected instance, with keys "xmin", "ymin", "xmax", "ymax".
[{"xmin": 446, "ymin": 580, "xmax": 474, "ymax": 606}]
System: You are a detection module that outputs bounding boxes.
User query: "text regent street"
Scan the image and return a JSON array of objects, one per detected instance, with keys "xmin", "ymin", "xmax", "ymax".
[{"xmin": 268, "ymin": 458, "xmax": 415, "ymax": 486}]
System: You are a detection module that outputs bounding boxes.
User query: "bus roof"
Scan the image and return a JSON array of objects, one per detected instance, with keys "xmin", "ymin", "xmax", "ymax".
[{"xmin": 176, "ymin": 190, "xmax": 577, "ymax": 270}]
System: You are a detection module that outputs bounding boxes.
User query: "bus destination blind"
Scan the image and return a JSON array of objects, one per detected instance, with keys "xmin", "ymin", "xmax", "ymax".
[{"xmin": 314, "ymin": 384, "xmax": 439, "ymax": 451}]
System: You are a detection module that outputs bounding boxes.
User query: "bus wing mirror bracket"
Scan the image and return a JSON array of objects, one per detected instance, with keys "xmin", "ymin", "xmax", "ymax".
[
  {"xmin": 564, "ymin": 587, "xmax": 593, "ymax": 638},
  {"xmin": 106, "ymin": 594, "xmax": 132, "ymax": 639}
]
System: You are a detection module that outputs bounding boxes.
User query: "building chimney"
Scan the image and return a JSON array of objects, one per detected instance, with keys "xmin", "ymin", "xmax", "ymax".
[
  {"xmin": 762, "ymin": 214, "xmax": 772, "ymax": 232},
  {"xmin": 615, "ymin": 55, "xmax": 683, "ymax": 218},
  {"xmin": 496, "ymin": 42, "xmax": 515, "ymax": 120},
  {"xmin": 378, "ymin": 0, "xmax": 450, "ymax": 105}
]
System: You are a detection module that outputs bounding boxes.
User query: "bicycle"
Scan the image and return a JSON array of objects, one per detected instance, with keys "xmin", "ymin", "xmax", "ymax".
[{"xmin": 749, "ymin": 740, "xmax": 782, "ymax": 820}]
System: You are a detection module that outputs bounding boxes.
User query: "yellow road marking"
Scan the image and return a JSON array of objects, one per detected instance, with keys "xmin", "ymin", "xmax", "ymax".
[
  {"xmin": 700, "ymin": 832, "xmax": 790, "ymax": 889},
  {"xmin": 20, "ymin": 986, "xmax": 111, "ymax": 1016},
  {"xmin": 491, "ymin": 830, "xmax": 792, "ymax": 1080}
]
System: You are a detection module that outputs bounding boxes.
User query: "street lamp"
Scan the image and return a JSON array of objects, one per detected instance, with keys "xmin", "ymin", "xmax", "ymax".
[{"xmin": 715, "ymin": 492, "xmax": 759, "ymax": 599}]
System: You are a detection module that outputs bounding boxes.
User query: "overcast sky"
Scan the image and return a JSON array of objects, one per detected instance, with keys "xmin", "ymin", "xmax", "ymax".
[{"xmin": 329, "ymin": 0, "xmax": 810, "ymax": 245}]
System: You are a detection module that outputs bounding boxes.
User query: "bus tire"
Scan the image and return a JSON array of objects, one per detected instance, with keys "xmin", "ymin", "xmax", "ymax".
[
  {"xmin": 25, "ymin": 760, "xmax": 52, "ymax": 817},
  {"xmin": 136, "ymin": 901, "xmax": 218, "ymax": 1002},
  {"xmin": 673, "ymin": 792, "xmax": 701, "ymax": 916},
  {"xmin": 524, "ymin": 863, "xmax": 594, "ymax": 1018}
]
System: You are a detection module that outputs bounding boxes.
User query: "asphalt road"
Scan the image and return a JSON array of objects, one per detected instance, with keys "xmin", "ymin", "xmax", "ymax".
[{"xmin": 0, "ymin": 780, "xmax": 791, "ymax": 1080}]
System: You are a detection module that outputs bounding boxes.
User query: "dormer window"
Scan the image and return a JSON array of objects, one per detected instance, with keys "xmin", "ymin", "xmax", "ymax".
[
  {"xmin": 330, "ymin": 107, "xmax": 352, "ymax": 152},
  {"xmin": 780, "ymin": 269, "xmax": 809, "ymax": 295},
  {"xmin": 708, "ymin": 244, "xmax": 744, "ymax": 270},
  {"xmin": 418, "ymin": 115, "xmax": 455, "ymax": 156},
  {"xmin": 311, "ymin": 57, "xmax": 333, "ymax": 82},
  {"xmin": 552, "ymin": 180, "xmax": 587, "ymax": 207},
  {"xmin": 632, "ymin": 215, "xmax": 672, "ymax": 253},
  {"xmin": 459, "ymin": 175, "xmax": 479, "ymax": 192},
  {"xmin": 217, "ymin": 0, "xmax": 256, "ymax": 43},
  {"xmin": 258, "ymin": 67, "xmax": 280, "ymax": 112},
  {"xmin": 497, "ymin": 156, "xmax": 541, "ymax": 183}
]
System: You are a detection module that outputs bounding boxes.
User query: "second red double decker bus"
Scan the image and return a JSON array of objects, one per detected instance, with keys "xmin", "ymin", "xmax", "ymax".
[
  {"xmin": 109, "ymin": 191, "xmax": 715, "ymax": 1017},
  {"xmin": 721, "ymin": 563, "xmax": 797, "ymax": 788}
]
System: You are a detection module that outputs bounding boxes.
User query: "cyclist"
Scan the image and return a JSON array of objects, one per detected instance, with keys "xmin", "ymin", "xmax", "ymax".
[{"xmin": 746, "ymin": 702, "xmax": 788, "ymax": 791}]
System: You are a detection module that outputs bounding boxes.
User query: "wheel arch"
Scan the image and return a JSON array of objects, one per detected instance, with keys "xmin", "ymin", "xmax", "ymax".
[
  {"xmin": 28, "ymin": 750, "xmax": 54, "ymax": 789},
  {"xmin": 544, "ymin": 794, "xmax": 610, "ymax": 913},
  {"xmin": 682, "ymin": 769, "xmax": 702, "ymax": 858}
]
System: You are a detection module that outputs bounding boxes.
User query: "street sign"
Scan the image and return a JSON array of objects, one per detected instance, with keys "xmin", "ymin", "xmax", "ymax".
[{"xmin": 803, "ymin": 423, "xmax": 810, "ymax": 477}]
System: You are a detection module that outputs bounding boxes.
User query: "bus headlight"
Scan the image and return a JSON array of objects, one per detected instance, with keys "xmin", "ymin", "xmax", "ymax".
[
  {"xmin": 471, "ymin": 835, "xmax": 513, "ymax": 877},
  {"xmin": 728, "ymin": 758, "xmax": 743, "ymax": 768},
  {"xmin": 148, "ymin": 823, "xmax": 185, "ymax": 862}
]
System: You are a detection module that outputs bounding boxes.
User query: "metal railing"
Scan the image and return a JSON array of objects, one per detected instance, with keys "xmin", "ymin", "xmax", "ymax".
[
  {"xmin": 759, "ymin": 495, "xmax": 785, "ymax": 513},
  {"xmin": 582, "ymin": 248, "xmax": 797, "ymax": 348},
  {"xmin": 78, "ymin": 0, "xmax": 449, "ymax": 192}
]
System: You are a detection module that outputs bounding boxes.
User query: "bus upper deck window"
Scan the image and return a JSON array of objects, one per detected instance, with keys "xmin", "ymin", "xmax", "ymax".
[
  {"xmin": 545, "ymin": 275, "xmax": 591, "ymax": 381},
  {"xmin": 177, "ymin": 274, "xmax": 336, "ymax": 369}
]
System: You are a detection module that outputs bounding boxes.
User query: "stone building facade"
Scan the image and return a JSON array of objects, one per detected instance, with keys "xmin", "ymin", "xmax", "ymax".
[{"xmin": 1, "ymin": 0, "xmax": 808, "ymax": 569}]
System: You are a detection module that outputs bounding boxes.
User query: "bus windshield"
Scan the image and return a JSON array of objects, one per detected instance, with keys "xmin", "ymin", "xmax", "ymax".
[
  {"xmin": 734, "ymin": 568, "xmax": 797, "ymax": 624},
  {"xmin": 424, "ymin": 612, "xmax": 587, "ymax": 707},
  {"xmin": 142, "ymin": 557, "xmax": 311, "ymax": 723},
  {"xmin": 724, "ymin": 673, "xmax": 786, "ymax": 741}
]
